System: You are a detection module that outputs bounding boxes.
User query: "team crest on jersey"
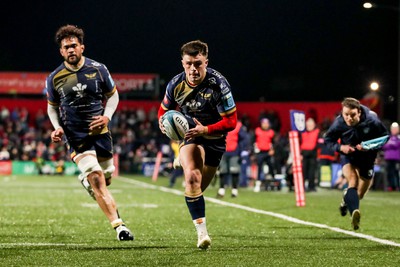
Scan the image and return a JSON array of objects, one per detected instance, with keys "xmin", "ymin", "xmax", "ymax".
[
  {"xmin": 186, "ymin": 99, "xmax": 201, "ymax": 111},
  {"xmin": 72, "ymin": 83, "xmax": 87, "ymax": 98},
  {"xmin": 85, "ymin": 73, "xmax": 97, "ymax": 80},
  {"xmin": 363, "ymin": 127, "xmax": 371, "ymax": 134}
]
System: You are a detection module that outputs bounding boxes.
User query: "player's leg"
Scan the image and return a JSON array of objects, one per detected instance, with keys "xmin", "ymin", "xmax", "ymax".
[
  {"xmin": 97, "ymin": 132, "xmax": 116, "ymax": 186},
  {"xmin": 254, "ymin": 153, "xmax": 265, "ymax": 192},
  {"xmin": 341, "ymin": 163, "xmax": 361, "ymax": 230},
  {"xmin": 358, "ymin": 177, "xmax": 374, "ymax": 200},
  {"xmin": 229, "ymin": 155, "xmax": 240, "ymax": 197},
  {"xmin": 98, "ymin": 156, "xmax": 115, "ymax": 186},
  {"xmin": 179, "ymin": 143, "xmax": 211, "ymax": 249},
  {"xmin": 75, "ymin": 153, "xmax": 133, "ymax": 240},
  {"xmin": 217, "ymin": 155, "xmax": 228, "ymax": 198},
  {"xmin": 95, "ymin": 134, "xmax": 134, "ymax": 239}
]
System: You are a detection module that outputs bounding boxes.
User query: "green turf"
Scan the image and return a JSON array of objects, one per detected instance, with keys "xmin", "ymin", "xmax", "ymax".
[{"xmin": 1, "ymin": 174, "xmax": 400, "ymax": 266}]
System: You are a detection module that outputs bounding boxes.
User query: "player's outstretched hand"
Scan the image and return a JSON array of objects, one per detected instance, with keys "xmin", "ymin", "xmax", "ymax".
[{"xmin": 51, "ymin": 128, "xmax": 64, "ymax": 143}]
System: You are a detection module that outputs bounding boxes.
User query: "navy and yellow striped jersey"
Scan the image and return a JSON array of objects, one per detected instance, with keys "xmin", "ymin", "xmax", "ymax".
[
  {"xmin": 161, "ymin": 67, "xmax": 236, "ymax": 129},
  {"xmin": 46, "ymin": 57, "xmax": 116, "ymax": 142}
]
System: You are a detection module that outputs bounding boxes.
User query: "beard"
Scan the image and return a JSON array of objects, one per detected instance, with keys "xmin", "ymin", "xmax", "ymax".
[{"xmin": 66, "ymin": 54, "xmax": 81, "ymax": 66}]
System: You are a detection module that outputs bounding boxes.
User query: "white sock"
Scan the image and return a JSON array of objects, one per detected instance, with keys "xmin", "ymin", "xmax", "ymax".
[
  {"xmin": 218, "ymin": 188, "xmax": 225, "ymax": 196},
  {"xmin": 111, "ymin": 218, "xmax": 124, "ymax": 229},
  {"xmin": 232, "ymin": 188, "xmax": 238, "ymax": 196},
  {"xmin": 193, "ymin": 217, "xmax": 208, "ymax": 238}
]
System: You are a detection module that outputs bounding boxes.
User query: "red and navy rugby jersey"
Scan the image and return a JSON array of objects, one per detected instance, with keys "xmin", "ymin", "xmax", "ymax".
[
  {"xmin": 46, "ymin": 57, "xmax": 117, "ymax": 142},
  {"xmin": 161, "ymin": 68, "xmax": 236, "ymax": 130}
]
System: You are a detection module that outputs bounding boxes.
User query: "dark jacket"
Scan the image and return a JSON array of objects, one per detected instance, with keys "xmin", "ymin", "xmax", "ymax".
[{"xmin": 324, "ymin": 105, "xmax": 388, "ymax": 155}]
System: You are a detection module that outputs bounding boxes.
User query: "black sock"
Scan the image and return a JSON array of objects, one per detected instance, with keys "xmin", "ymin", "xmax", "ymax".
[
  {"xmin": 185, "ymin": 195, "xmax": 205, "ymax": 220},
  {"xmin": 232, "ymin": 174, "xmax": 239, "ymax": 189},
  {"xmin": 344, "ymin": 187, "xmax": 359, "ymax": 215}
]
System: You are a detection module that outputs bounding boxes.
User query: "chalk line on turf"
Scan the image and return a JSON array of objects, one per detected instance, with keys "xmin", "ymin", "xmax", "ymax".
[{"xmin": 118, "ymin": 176, "xmax": 400, "ymax": 248}]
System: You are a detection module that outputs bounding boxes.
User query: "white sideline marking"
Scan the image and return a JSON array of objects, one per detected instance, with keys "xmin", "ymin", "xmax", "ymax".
[
  {"xmin": 0, "ymin": 243, "xmax": 83, "ymax": 247},
  {"xmin": 118, "ymin": 176, "xmax": 400, "ymax": 248},
  {"xmin": 81, "ymin": 203, "xmax": 158, "ymax": 208}
]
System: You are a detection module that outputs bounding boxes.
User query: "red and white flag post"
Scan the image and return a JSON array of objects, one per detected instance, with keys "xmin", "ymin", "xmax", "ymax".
[
  {"xmin": 289, "ymin": 110, "xmax": 306, "ymax": 207},
  {"xmin": 152, "ymin": 151, "xmax": 163, "ymax": 182},
  {"xmin": 289, "ymin": 131, "xmax": 305, "ymax": 206}
]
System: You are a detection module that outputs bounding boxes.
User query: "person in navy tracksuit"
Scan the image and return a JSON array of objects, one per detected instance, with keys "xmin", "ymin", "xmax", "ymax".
[{"xmin": 324, "ymin": 97, "xmax": 388, "ymax": 230}]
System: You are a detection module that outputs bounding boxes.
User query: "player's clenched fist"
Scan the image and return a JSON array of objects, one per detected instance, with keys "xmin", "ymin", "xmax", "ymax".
[{"xmin": 51, "ymin": 128, "xmax": 64, "ymax": 143}]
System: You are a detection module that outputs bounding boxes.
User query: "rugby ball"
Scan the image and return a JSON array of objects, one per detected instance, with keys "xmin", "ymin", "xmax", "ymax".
[{"xmin": 162, "ymin": 110, "xmax": 189, "ymax": 141}]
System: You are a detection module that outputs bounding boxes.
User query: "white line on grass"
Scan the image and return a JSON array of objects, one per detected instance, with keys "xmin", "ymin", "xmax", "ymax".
[
  {"xmin": 118, "ymin": 176, "xmax": 400, "ymax": 248},
  {"xmin": 0, "ymin": 243, "xmax": 84, "ymax": 247}
]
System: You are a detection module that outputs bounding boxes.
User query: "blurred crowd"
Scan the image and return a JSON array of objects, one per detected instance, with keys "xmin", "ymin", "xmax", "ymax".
[{"xmin": 1, "ymin": 105, "xmax": 399, "ymax": 192}]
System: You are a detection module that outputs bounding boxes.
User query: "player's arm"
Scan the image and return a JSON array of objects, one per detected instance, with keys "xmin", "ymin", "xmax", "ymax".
[
  {"xmin": 47, "ymin": 103, "xmax": 64, "ymax": 143},
  {"xmin": 186, "ymin": 111, "xmax": 237, "ymax": 139},
  {"xmin": 206, "ymin": 111, "xmax": 237, "ymax": 134},
  {"xmin": 46, "ymin": 76, "xmax": 64, "ymax": 143},
  {"xmin": 158, "ymin": 80, "xmax": 178, "ymax": 134},
  {"xmin": 90, "ymin": 89, "xmax": 119, "ymax": 130},
  {"xmin": 324, "ymin": 123, "xmax": 346, "ymax": 154},
  {"xmin": 158, "ymin": 105, "xmax": 167, "ymax": 134}
]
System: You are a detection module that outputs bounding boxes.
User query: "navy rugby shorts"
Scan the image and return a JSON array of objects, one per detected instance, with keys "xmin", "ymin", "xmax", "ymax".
[
  {"xmin": 67, "ymin": 132, "xmax": 113, "ymax": 160},
  {"xmin": 340, "ymin": 151, "xmax": 378, "ymax": 180},
  {"xmin": 182, "ymin": 136, "xmax": 226, "ymax": 167}
]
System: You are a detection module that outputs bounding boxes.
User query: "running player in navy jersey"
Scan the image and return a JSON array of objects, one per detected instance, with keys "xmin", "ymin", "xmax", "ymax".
[
  {"xmin": 46, "ymin": 25, "xmax": 133, "ymax": 241},
  {"xmin": 158, "ymin": 40, "xmax": 237, "ymax": 249},
  {"xmin": 324, "ymin": 97, "xmax": 388, "ymax": 230}
]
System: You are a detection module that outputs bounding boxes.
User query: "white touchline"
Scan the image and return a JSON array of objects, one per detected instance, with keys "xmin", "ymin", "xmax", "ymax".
[
  {"xmin": 118, "ymin": 176, "xmax": 400, "ymax": 248},
  {"xmin": 0, "ymin": 243, "xmax": 84, "ymax": 247}
]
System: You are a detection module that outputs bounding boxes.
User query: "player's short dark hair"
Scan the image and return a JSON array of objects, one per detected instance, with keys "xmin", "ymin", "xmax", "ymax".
[
  {"xmin": 55, "ymin": 24, "xmax": 84, "ymax": 47},
  {"xmin": 181, "ymin": 40, "xmax": 208, "ymax": 58},
  {"xmin": 342, "ymin": 97, "xmax": 361, "ymax": 111}
]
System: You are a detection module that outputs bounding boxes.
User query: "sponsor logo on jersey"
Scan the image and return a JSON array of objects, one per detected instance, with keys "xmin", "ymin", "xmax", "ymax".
[
  {"xmin": 211, "ymin": 70, "xmax": 223, "ymax": 79},
  {"xmin": 198, "ymin": 92, "xmax": 212, "ymax": 100},
  {"xmin": 85, "ymin": 73, "xmax": 97, "ymax": 80},
  {"xmin": 208, "ymin": 77, "xmax": 217, "ymax": 85},
  {"xmin": 91, "ymin": 61, "xmax": 101, "ymax": 67},
  {"xmin": 222, "ymin": 92, "xmax": 235, "ymax": 110}
]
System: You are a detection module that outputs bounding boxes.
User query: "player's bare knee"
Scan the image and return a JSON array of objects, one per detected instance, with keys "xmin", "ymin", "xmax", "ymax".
[
  {"xmin": 88, "ymin": 170, "xmax": 104, "ymax": 188},
  {"xmin": 358, "ymin": 190, "xmax": 367, "ymax": 200},
  {"xmin": 186, "ymin": 170, "xmax": 201, "ymax": 185}
]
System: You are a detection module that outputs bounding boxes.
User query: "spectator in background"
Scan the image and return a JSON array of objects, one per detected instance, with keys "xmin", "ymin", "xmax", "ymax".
[
  {"xmin": 382, "ymin": 122, "xmax": 400, "ymax": 191},
  {"xmin": 300, "ymin": 118, "xmax": 320, "ymax": 192},
  {"xmin": 253, "ymin": 118, "xmax": 275, "ymax": 192},
  {"xmin": 217, "ymin": 120, "xmax": 250, "ymax": 198},
  {"xmin": 317, "ymin": 119, "xmax": 337, "ymax": 188},
  {"xmin": 0, "ymin": 106, "xmax": 9, "ymax": 122},
  {"xmin": 0, "ymin": 146, "xmax": 10, "ymax": 160},
  {"xmin": 271, "ymin": 132, "xmax": 289, "ymax": 176},
  {"xmin": 239, "ymin": 118, "xmax": 252, "ymax": 187}
]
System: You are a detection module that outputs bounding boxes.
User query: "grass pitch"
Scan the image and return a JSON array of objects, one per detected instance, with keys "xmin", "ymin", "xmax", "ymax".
[{"xmin": 1, "ymin": 174, "xmax": 400, "ymax": 266}]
